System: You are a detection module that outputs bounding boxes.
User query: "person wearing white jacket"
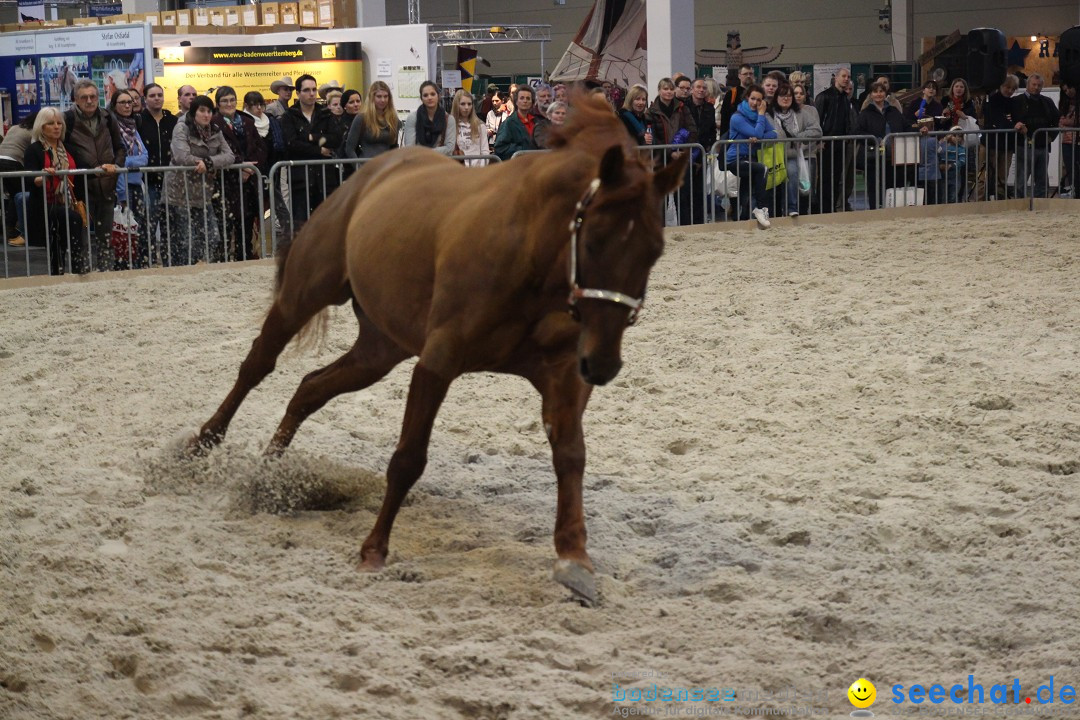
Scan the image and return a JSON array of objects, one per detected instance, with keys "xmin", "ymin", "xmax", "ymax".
[
  {"xmin": 401, "ymin": 80, "xmax": 456, "ymax": 155},
  {"xmin": 448, "ymin": 89, "xmax": 491, "ymax": 166}
]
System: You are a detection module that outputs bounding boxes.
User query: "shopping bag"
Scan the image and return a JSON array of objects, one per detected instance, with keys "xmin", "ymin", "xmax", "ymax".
[
  {"xmin": 110, "ymin": 204, "xmax": 139, "ymax": 261},
  {"xmin": 758, "ymin": 143, "xmax": 788, "ymax": 190},
  {"xmin": 712, "ymin": 163, "xmax": 740, "ymax": 198},
  {"xmin": 958, "ymin": 115, "xmax": 981, "ymax": 149},
  {"xmin": 797, "ymin": 150, "xmax": 811, "ymax": 195},
  {"xmin": 664, "ymin": 194, "xmax": 679, "ymax": 226}
]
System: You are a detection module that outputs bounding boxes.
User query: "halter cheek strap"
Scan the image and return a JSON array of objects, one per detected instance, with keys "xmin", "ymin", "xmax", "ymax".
[{"xmin": 566, "ymin": 178, "xmax": 645, "ymax": 326}]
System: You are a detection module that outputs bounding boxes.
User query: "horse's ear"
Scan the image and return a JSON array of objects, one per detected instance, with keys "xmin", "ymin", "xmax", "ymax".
[
  {"xmin": 653, "ymin": 151, "xmax": 690, "ymax": 196},
  {"xmin": 598, "ymin": 145, "xmax": 625, "ymax": 186}
]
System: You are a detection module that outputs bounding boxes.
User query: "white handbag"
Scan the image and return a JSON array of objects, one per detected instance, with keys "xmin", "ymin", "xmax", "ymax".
[{"xmin": 712, "ymin": 164, "xmax": 740, "ymax": 198}]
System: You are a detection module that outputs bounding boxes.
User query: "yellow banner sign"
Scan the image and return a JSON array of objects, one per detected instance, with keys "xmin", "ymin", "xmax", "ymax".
[{"xmin": 156, "ymin": 42, "xmax": 362, "ymax": 112}]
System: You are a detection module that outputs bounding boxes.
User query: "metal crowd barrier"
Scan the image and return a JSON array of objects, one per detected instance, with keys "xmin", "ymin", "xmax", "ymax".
[
  {"xmin": 511, "ymin": 145, "xmax": 713, "ymax": 226},
  {"xmin": 267, "ymin": 154, "xmax": 502, "ymax": 251},
  {"xmin": 876, "ymin": 128, "xmax": 1020, "ymax": 209},
  {"xmin": 1, "ymin": 163, "xmax": 263, "ymax": 278},
  {"xmin": 1025, "ymin": 127, "xmax": 1066, "ymax": 206},
  {"xmin": 711, "ymin": 135, "xmax": 881, "ymax": 219},
  {"xmin": 2, "ymin": 132, "xmax": 1072, "ymax": 279},
  {"xmin": 637, "ymin": 143, "xmax": 710, "ymax": 225}
]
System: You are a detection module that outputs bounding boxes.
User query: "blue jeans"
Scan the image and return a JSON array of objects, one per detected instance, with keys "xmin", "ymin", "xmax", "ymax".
[
  {"xmin": 15, "ymin": 191, "xmax": 28, "ymax": 235},
  {"xmin": 786, "ymin": 158, "xmax": 800, "ymax": 214}
]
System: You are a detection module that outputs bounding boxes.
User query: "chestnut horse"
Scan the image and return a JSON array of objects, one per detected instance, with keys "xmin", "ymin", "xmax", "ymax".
[{"xmin": 188, "ymin": 95, "xmax": 689, "ymax": 602}]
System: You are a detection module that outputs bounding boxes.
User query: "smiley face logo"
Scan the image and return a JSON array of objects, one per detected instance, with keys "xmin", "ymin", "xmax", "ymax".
[{"xmin": 848, "ymin": 678, "xmax": 877, "ymax": 709}]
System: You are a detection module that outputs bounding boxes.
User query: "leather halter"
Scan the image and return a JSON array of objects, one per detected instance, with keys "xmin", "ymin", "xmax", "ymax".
[{"xmin": 566, "ymin": 177, "xmax": 644, "ymax": 326}]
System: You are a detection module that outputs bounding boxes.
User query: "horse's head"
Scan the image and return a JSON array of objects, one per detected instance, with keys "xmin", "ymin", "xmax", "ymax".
[{"xmin": 569, "ymin": 145, "xmax": 690, "ymax": 386}]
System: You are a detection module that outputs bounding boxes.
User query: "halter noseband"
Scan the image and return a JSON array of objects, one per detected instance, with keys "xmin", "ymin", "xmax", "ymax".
[{"xmin": 566, "ymin": 177, "xmax": 644, "ymax": 326}]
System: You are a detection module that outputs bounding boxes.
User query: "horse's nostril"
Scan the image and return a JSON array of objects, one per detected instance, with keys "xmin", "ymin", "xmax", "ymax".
[{"xmin": 579, "ymin": 356, "xmax": 590, "ymax": 379}]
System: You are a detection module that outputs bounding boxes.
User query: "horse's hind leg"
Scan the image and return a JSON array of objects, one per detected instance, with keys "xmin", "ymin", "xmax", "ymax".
[
  {"xmin": 359, "ymin": 363, "xmax": 451, "ymax": 570},
  {"xmin": 265, "ymin": 315, "xmax": 410, "ymax": 455},
  {"xmin": 187, "ymin": 302, "xmax": 309, "ymax": 452}
]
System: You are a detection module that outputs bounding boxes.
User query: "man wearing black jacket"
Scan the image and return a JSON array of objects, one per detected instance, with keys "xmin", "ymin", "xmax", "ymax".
[
  {"xmin": 138, "ymin": 83, "xmax": 177, "ymax": 261},
  {"xmin": 685, "ymin": 78, "xmax": 717, "ymax": 224},
  {"xmin": 814, "ymin": 67, "xmax": 855, "ymax": 213},
  {"xmin": 278, "ymin": 74, "xmax": 332, "ymax": 227},
  {"xmin": 974, "ymin": 75, "xmax": 1019, "ymax": 201},
  {"xmin": 1012, "ymin": 73, "xmax": 1059, "ymax": 198}
]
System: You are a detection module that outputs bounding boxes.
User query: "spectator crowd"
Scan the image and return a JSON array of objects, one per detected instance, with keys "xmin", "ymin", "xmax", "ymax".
[{"xmin": 0, "ymin": 64, "xmax": 1071, "ymax": 271}]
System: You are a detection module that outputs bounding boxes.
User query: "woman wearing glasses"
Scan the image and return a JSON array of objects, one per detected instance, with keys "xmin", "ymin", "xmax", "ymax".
[
  {"xmin": 109, "ymin": 89, "xmax": 149, "ymax": 268},
  {"xmin": 213, "ymin": 86, "xmax": 266, "ymax": 261}
]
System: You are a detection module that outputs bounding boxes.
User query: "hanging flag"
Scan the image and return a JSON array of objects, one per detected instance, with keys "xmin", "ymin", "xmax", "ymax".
[
  {"xmin": 457, "ymin": 46, "xmax": 478, "ymax": 94},
  {"xmin": 17, "ymin": 0, "xmax": 46, "ymax": 22}
]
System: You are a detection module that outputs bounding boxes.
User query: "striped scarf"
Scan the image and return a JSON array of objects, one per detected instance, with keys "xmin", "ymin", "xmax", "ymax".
[{"xmin": 44, "ymin": 142, "xmax": 72, "ymax": 205}]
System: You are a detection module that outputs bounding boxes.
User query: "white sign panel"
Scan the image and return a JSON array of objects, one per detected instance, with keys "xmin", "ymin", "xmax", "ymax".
[
  {"xmin": 441, "ymin": 70, "xmax": 461, "ymax": 89},
  {"xmin": 812, "ymin": 63, "xmax": 851, "ymax": 98},
  {"xmin": 0, "ymin": 24, "xmax": 151, "ymax": 55}
]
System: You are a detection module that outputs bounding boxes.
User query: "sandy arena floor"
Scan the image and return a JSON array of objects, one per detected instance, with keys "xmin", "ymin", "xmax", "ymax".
[{"xmin": 1, "ymin": 209, "xmax": 1078, "ymax": 719}]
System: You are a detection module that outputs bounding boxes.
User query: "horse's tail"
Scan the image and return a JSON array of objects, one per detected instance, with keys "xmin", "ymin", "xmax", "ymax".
[{"xmin": 270, "ymin": 229, "xmax": 333, "ymax": 355}]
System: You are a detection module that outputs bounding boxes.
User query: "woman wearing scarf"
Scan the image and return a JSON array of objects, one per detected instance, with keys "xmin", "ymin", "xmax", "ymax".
[
  {"xmin": 23, "ymin": 108, "xmax": 86, "ymax": 274},
  {"xmin": 166, "ymin": 95, "xmax": 234, "ymax": 266},
  {"xmin": 213, "ymin": 86, "xmax": 266, "ymax": 261},
  {"xmin": 619, "ymin": 86, "xmax": 654, "ymax": 146},
  {"xmin": 402, "ymin": 81, "xmax": 456, "ymax": 155},
  {"xmin": 243, "ymin": 91, "xmax": 289, "ymax": 235},
  {"xmin": 109, "ymin": 89, "xmax": 149, "ymax": 269},
  {"xmin": 770, "ymin": 82, "xmax": 823, "ymax": 216},
  {"xmin": 725, "ymin": 84, "xmax": 775, "ymax": 228}
]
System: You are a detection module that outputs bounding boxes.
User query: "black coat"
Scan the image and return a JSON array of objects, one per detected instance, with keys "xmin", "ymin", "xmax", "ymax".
[
  {"xmin": 1011, "ymin": 92, "xmax": 1060, "ymax": 148},
  {"xmin": 980, "ymin": 90, "xmax": 1018, "ymax": 150},
  {"xmin": 279, "ymin": 103, "xmax": 332, "ymax": 187},
  {"xmin": 903, "ymin": 97, "xmax": 944, "ymax": 129},
  {"xmin": 815, "ymin": 86, "xmax": 855, "ymax": 136},
  {"xmin": 685, "ymin": 98, "xmax": 717, "ymax": 152},
  {"xmin": 137, "ymin": 108, "xmax": 177, "ymax": 188},
  {"xmin": 856, "ymin": 103, "xmax": 905, "ymax": 139}
]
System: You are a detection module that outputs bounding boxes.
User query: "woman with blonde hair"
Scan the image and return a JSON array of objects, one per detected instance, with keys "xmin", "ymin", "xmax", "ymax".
[
  {"xmin": 448, "ymin": 89, "xmax": 490, "ymax": 165},
  {"xmin": 343, "ymin": 80, "xmax": 400, "ymax": 160},
  {"xmin": 619, "ymin": 85, "xmax": 653, "ymax": 145},
  {"xmin": 23, "ymin": 107, "xmax": 86, "ymax": 274}
]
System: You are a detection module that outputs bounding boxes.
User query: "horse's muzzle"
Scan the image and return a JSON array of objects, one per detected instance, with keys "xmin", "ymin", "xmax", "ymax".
[{"xmin": 579, "ymin": 355, "xmax": 622, "ymax": 386}]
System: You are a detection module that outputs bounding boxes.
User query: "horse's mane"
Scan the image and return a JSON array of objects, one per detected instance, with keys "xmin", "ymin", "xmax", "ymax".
[{"xmin": 545, "ymin": 90, "xmax": 637, "ymax": 155}]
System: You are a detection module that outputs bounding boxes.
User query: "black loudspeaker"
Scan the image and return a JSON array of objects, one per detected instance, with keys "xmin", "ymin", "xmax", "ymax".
[
  {"xmin": 966, "ymin": 28, "xmax": 1007, "ymax": 90},
  {"xmin": 1060, "ymin": 26, "xmax": 1080, "ymax": 87}
]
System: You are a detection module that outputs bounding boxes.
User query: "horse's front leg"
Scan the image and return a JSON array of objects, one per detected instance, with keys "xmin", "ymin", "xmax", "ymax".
[
  {"xmin": 536, "ymin": 361, "xmax": 596, "ymax": 603},
  {"xmin": 359, "ymin": 363, "xmax": 451, "ymax": 570}
]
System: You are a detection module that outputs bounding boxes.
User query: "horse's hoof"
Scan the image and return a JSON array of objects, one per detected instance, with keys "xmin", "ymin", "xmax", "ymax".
[
  {"xmin": 553, "ymin": 559, "xmax": 597, "ymax": 607},
  {"xmin": 262, "ymin": 443, "xmax": 285, "ymax": 458},
  {"xmin": 182, "ymin": 434, "xmax": 212, "ymax": 457},
  {"xmin": 358, "ymin": 552, "xmax": 386, "ymax": 573}
]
